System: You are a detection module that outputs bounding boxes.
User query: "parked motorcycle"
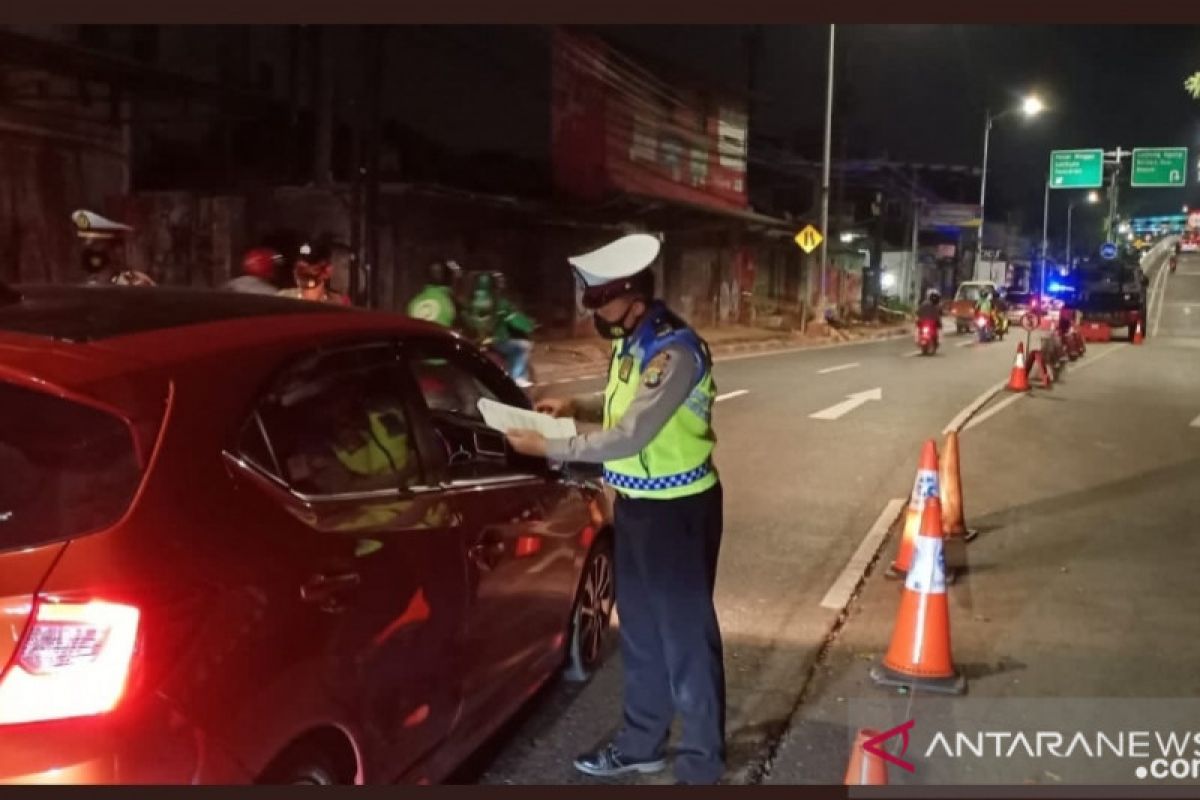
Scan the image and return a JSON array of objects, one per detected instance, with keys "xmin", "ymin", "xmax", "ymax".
[{"xmin": 916, "ymin": 319, "xmax": 940, "ymax": 356}]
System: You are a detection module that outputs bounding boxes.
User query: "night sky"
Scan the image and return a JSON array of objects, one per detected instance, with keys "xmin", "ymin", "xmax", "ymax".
[{"xmin": 394, "ymin": 25, "xmax": 1200, "ymax": 246}]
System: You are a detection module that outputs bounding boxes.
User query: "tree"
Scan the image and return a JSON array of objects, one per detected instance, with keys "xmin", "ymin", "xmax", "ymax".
[{"xmin": 1185, "ymin": 72, "xmax": 1200, "ymax": 100}]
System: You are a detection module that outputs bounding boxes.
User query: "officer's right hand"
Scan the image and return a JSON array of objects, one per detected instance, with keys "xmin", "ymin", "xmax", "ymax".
[{"xmin": 535, "ymin": 397, "xmax": 574, "ymax": 418}]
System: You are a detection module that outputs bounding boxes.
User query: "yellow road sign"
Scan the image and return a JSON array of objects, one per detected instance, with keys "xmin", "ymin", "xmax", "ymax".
[{"xmin": 794, "ymin": 225, "xmax": 824, "ymax": 254}]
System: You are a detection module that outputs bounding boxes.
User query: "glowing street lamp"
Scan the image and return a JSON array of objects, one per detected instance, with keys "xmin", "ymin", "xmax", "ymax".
[
  {"xmin": 978, "ymin": 93, "xmax": 1046, "ymax": 275},
  {"xmin": 1067, "ymin": 190, "xmax": 1101, "ymax": 268}
]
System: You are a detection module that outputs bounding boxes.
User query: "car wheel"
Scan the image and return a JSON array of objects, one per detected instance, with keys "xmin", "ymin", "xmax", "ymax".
[
  {"xmin": 563, "ymin": 536, "xmax": 615, "ymax": 683},
  {"xmin": 259, "ymin": 745, "xmax": 343, "ymax": 785}
]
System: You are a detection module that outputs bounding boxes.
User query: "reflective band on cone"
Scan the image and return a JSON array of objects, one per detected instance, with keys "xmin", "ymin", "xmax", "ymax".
[
  {"xmin": 871, "ymin": 497, "xmax": 967, "ymax": 695},
  {"xmin": 1007, "ymin": 341, "xmax": 1030, "ymax": 393},
  {"xmin": 887, "ymin": 440, "xmax": 940, "ymax": 578}
]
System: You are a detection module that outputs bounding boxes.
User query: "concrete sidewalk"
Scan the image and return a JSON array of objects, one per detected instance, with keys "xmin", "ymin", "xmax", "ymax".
[
  {"xmin": 761, "ymin": 339, "xmax": 1200, "ymax": 786},
  {"xmin": 532, "ymin": 319, "xmax": 912, "ymax": 385}
]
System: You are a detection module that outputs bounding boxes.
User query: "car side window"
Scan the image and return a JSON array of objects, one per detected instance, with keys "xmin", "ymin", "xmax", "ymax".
[
  {"xmin": 245, "ymin": 344, "xmax": 423, "ymax": 497},
  {"xmin": 405, "ymin": 340, "xmax": 540, "ymax": 483}
]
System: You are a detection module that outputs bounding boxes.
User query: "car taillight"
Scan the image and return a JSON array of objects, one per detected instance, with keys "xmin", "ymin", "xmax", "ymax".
[
  {"xmin": 977, "ymin": 316, "xmax": 987, "ymax": 326},
  {"xmin": 0, "ymin": 599, "xmax": 140, "ymax": 725}
]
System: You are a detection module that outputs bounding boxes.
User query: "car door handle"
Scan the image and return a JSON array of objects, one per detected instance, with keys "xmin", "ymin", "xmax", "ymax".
[
  {"xmin": 468, "ymin": 533, "xmax": 507, "ymax": 571},
  {"xmin": 300, "ymin": 571, "xmax": 362, "ymax": 611}
]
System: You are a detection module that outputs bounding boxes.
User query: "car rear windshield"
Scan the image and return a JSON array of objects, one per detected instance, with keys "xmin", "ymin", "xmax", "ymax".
[
  {"xmin": 956, "ymin": 285, "xmax": 986, "ymax": 302},
  {"xmin": 0, "ymin": 382, "xmax": 141, "ymax": 552}
]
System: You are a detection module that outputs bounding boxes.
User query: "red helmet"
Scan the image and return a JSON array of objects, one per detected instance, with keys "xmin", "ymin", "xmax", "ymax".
[{"xmin": 242, "ymin": 247, "xmax": 281, "ymax": 280}]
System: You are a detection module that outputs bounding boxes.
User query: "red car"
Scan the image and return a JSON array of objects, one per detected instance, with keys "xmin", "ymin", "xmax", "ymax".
[{"xmin": 0, "ymin": 284, "xmax": 614, "ymax": 785}]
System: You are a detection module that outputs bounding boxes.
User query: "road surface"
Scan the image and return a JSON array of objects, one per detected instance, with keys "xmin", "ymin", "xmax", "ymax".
[{"xmin": 763, "ymin": 249, "xmax": 1200, "ymax": 786}]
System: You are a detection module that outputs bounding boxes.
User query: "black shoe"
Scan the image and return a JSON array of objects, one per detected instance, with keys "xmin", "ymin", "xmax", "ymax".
[{"xmin": 573, "ymin": 744, "xmax": 667, "ymax": 777}]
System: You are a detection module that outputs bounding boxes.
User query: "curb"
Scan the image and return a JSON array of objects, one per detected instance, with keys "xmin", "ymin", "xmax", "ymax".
[{"xmin": 532, "ymin": 327, "xmax": 912, "ymax": 387}]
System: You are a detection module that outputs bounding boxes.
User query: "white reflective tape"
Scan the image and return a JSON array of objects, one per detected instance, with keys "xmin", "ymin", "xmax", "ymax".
[
  {"xmin": 912, "ymin": 468, "xmax": 939, "ymax": 502},
  {"xmin": 904, "ymin": 537, "xmax": 947, "ymax": 595}
]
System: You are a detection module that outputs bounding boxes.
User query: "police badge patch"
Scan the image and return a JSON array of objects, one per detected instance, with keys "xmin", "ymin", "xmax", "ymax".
[
  {"xmin": 618, "ymin": 355, "xmax": 634, "ymax": 383},
  {"xmin": 642, "ymin": 352, "xmax": 670, "ymax": 388}
]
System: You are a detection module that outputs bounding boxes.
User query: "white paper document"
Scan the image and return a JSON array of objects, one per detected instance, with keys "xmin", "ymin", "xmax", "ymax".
[{"xmin": 477, "ymin": 398, "xmax": 577, "ymax": 438}]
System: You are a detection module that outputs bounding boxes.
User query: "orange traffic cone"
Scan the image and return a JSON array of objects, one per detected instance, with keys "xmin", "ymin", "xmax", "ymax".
[
  {"xmin": 844, "ymin": 728, "xmax": 889, "ymax": 785},
  {"xmin": 871, "ymin": 497, "xmax": 967, "ymax": 695},
  {"xmin": 940, "ymin": 430, "xmax": 977, "ymax": 543},
  {"xmin": 886, "ymin": 440, "xmax": 940, "ymax": 579},
  {"xmin": 1032, "ymin": 350, "xmax": 1052, "ymax": 389},
  {"xmin": 1006, "ymin": 341, "xmax": 1030, "ymax": 393},
  {"xmin": 1133, "ymin": 319, "xmax": 1145, "ymax": 345}
]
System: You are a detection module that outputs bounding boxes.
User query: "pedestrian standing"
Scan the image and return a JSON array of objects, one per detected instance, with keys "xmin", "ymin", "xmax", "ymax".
[{"xmin": 505, "ymin": 233, "xmax": 726, "ymax": 785}]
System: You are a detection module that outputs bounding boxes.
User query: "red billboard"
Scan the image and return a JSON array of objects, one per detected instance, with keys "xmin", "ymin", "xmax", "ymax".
[{"xmin": 551, "ymin": 28, "xmax": 749, "ymax": 212}]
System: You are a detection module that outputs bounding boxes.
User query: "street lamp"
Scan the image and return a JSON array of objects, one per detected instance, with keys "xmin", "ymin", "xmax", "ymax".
[
  {"xmin": 976, "ymin": 93, "xmax": 1045, "ymax": 278},
  {"xmin": 1066, "ymin": 190, "xmax": 1101, "ymax": 269}
]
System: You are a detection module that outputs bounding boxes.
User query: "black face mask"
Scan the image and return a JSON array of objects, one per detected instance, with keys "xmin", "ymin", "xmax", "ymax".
[
  {"xmin": 83, "ymin": 250, "xmax": 109, "ymax": 273},
  {"xmin": 592, "ymin": 301, "xmax": 641, "ymax": 340}
]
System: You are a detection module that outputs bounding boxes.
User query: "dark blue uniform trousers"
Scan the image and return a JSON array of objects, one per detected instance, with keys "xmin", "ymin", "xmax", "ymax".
[{"xmin": 612, "ymin": 483, "xmax": 725, "ymax": 784}]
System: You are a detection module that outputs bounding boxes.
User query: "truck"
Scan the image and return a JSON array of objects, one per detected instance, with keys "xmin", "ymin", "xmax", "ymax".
[{"xmin": 1071, "ymin": 251, "xmax": 1147, "ymax": 341}]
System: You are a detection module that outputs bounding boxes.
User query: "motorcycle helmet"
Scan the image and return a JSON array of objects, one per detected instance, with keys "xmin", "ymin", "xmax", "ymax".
[
  {"xmin": 242, "ymin": 247, "xmax": 282, "ymax": 280},
  {"xmin": 427, "ymin": 260, "xmax": 462, "ymax": 287},
  {"xmin": 927, "ymin": 289, "xmax": 941, "ymax": 305}
]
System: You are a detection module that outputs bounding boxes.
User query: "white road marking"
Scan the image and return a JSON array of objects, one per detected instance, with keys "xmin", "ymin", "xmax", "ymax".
[
  {"xmin": 956, "ymin": 339, "xmax": 976, "ymax": 348},
  {"xmin": 1067, "ymin": 342, "xmax": 1124, "ymax": 373},
  {"xmin": 942, "ymin": 379, "xmax": 1009, "ymax": 434},
  {"xmin": 962, "ymin": 393, "xmax": 1026, "ymax": 432},
  {"xmin": 809, "ymin": 387, "xmax": 883, "ymax": 421},
  {"xmin": 1152, "ymin": 254, "xmax": 1172, "ymax": 337},
  {"xmin": 960, "ymin": 344, "xmax": 1126, "ymax": 433},
  {"xmin": 1191, "ymin": 414, "xmax": 1200, "ymax": 429},
  {"xmin": 817, "ymin": 362, "xmax": 860, "ymax": 374},
  {"xmin": 715, "ymin": 389, "xmax": 749, "ymax": 403},
  {"xmin": 819, "ymin": 498, "xmax": 907, "ymax": 610}
]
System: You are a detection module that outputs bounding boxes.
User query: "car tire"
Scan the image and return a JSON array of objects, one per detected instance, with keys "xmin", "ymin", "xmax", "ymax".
[
  {"xmin": 563, "ymin": 535, "xmax": 616, "ymax": 684},
  {"xmin": 259, "ymin": 745, "xmax": 344, "ymax": 786}
]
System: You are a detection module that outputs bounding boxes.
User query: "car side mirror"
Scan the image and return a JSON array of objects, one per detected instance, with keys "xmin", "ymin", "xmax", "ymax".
[{"xmin": 552, "ymin": 459, "xmax": 603, "ymax": 487}]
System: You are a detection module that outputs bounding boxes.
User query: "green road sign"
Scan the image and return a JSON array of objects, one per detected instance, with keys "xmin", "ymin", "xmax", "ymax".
[
  {"xmin": 1049, "ymin": 149, "xmax": 1104, "ymax": 189},
  {"xmin": 1131, "ymin": 147, "xmax": 1187, "ymax": 187}
]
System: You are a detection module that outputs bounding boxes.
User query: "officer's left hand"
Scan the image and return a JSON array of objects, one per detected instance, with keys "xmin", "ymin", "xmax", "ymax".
[{"xmin": 506, "ymin": 429, "xmax": 548, "ymax": 457}]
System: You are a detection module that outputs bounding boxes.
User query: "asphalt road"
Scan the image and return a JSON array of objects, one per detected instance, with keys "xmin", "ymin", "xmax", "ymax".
[
  {"xmin": 764, "ymin": 250, "xmax": 1200, "ymax": 786},
  {"xmin": 459, "ymin": 314, "xmax": 1032, "ymax": 784}
]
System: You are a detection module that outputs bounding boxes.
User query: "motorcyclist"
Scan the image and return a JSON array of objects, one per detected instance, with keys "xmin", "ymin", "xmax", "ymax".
[
  {"xmin": 278, "ymin": 242, "xmax": 351, "ymax": 305},
  {"xmin": 491, "ymin": 272, "xmax": 536, "ymax": 388},
  {"xmin": 407, "ymin": 260, "xmax": 462, "ymax": 327},
  {"xmin": 916, "ymin": 289, "xmax": 943, "ymax": 326},
  {"xmin": 224, "ymin": 247, "xmax": 281, "ymax": 295}
]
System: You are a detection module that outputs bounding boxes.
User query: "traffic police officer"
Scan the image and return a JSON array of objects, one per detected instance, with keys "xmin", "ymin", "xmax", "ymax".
[
  {"xmin": 506, "ymin": 233, "xmax": 726, "ymax": 785},
  {"xmin": 72, "ymin": 209, "xmax": 155, "ymax": 286}
]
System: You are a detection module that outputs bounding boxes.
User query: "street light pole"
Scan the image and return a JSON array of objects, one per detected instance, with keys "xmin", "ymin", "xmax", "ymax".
[
  {"xmin": 975, "ymin": 110, "xmax": 993, "ymax": 280},
  {"xmin": 818, "ymin": 23, "xmax": 835, "ymax": 316},
  {"xmin": 1041, "ymin": 175, "xmax": 1050, "ymax": 298},
  {"xmin": 1066, "ymin": 201, "xmax": 1075, "ymax": 270}
]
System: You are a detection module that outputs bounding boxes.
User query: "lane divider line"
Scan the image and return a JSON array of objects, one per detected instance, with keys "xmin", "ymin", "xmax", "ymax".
[
  {"xmin": 942, "ymin": 379, "xmax": 1009, "ymax": 435},
  {"xmin": 957, "ymin": 339, "xmax": 976, "ymax": 348},
  {"xmin": 819, "ymin": 498, "xmax": 907, "ymax": 610},
  {"xmin": 1190, "ymin": 414, "xmax": 1200, "ymax": 429},
  {"xmin": 963, "ymin": 393, "xmax": 1025, "ymax": 432},
  {"xmin": 716, "ymin": 389, "xmax": 750, "ymax": 403},
  {"xmin": 817, "ymin": 362, "xmax": 860, "ymax": 374}
]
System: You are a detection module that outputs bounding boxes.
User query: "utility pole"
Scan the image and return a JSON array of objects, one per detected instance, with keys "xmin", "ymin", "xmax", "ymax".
[
  {"xmin": 1040, "ymin": 175, "xmax": 1050, "ymax": 298},
  {"xmin": 976, "ymin": 109, "xmax": 993, "ymax": 280},
  {"xmin": 818, "ymin": 23, "xmax": 835, "ymax": 316},
  {"xmin": 1104, "ymin": 147, "xmax": 1130, "ymax": 241}
]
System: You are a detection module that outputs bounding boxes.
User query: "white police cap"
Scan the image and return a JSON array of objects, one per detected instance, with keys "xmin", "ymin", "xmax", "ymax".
[
  {"xmin": 568, "ymin": 233, "xmax": 661, "ymax": 288},
  {"xmin": 72, "ymin": 209, "xmax": 133, "ymax": 240}
]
